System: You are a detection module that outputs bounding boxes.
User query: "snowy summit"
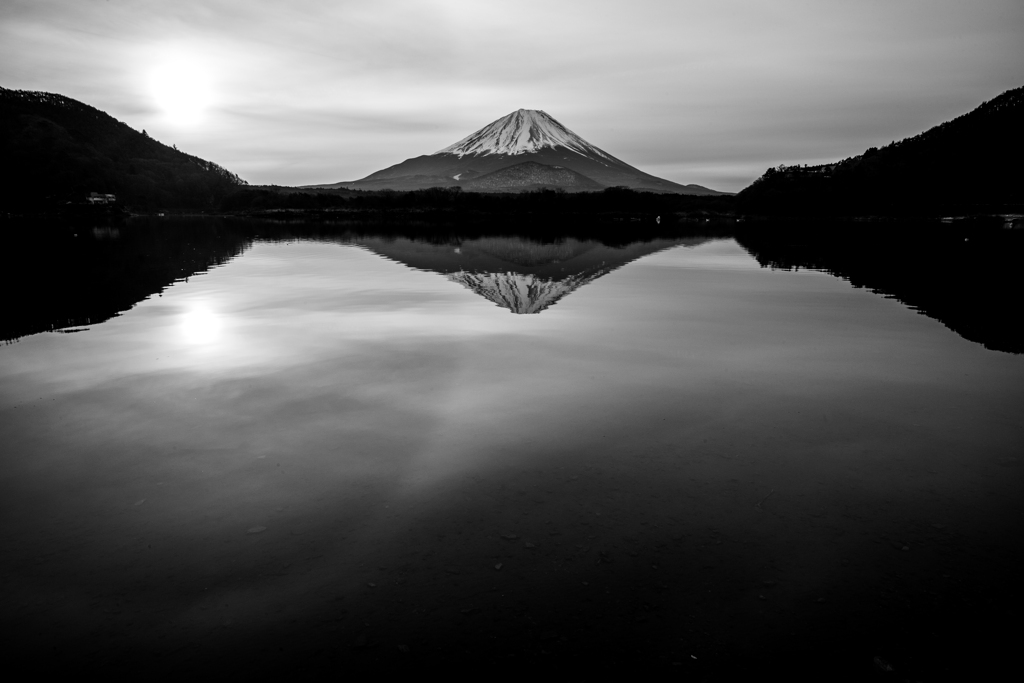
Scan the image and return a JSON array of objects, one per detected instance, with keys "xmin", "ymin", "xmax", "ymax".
[{"xmin": 437, "ymin": 109, "xmax": 615, "ymax": 160}]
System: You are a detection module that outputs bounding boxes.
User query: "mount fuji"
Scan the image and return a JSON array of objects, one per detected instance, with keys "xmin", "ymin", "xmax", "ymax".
[{"xmin": 314, "ymin": 109, "xmax": 725, "ymax": 195}]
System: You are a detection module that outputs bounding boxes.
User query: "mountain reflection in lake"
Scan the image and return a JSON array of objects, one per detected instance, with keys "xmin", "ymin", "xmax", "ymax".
[
  {"xmin": 351, "ymin": 235, "xmax": 706, "ymax": 314},
  {"xmin": 1, "ymin": 218, "xmax": 1022, "ymax": 678}
]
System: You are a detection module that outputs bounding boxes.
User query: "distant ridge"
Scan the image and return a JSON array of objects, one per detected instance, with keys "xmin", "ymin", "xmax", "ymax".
[
  {"xmin": 314, "ymin": 109, "xmax": 727, "ymax": 195},
  {"xmin": 738, "ymin": 85, "xmax": 1024, "ymax": 214}
]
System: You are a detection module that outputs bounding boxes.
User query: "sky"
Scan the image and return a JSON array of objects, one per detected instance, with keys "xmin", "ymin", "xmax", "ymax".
[{"xmin": 1, "ymin": 0, "xmax": 1021, "ymax": 192}]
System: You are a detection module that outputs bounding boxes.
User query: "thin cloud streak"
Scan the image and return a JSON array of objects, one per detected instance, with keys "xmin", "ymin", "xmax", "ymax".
[{"xmin": 1, "ymin": 0, "xmax": 1021, "ymax": 190}]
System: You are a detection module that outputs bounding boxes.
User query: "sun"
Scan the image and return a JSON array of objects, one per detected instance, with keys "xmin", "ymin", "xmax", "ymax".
[{"xmin": 148, "ymin": 56, "xmax": 214, "ymax": 125}]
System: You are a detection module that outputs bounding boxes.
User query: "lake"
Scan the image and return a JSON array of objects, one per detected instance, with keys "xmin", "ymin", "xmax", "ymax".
[{"xmin": 1, "ymin": 217, "xmax": 1022, "ymax": 678}]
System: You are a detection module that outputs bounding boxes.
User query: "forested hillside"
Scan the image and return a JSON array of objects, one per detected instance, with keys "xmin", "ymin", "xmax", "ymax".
[
  {"xmin": 739, "ymin": 86, "xmax": 1024, "ymax": 215},
  {"xmin": 0, "ymin": 88, "xmax": 246, "ymax": 211}
]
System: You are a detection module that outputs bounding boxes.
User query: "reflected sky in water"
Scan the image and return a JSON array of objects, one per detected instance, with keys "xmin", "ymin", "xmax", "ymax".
[
  {"xmin": 3, "ymin": 237, "xmax": 1020, "ymax": 487},
  {"xmin": 1, "ymin": 235, "xmax": 1022, "ymax": 675}
]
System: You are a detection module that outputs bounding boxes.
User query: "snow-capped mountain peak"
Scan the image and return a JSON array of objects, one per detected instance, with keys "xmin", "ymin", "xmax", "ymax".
[
  {"xmin": 437, "ymin": 109, "xmax": 615, "ymax": 160},
  {"xmin": 323, "ymin": 109, "xmax": 725, "ymax": 194}
]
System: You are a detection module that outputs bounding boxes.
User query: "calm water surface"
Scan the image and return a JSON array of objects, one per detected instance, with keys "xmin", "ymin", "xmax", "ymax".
[{"xmin": 2, "ymin": 225, "xmax": 1022, "ymax": 677}]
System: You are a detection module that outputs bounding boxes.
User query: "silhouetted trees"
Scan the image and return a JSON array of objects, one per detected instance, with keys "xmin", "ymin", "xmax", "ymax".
[{"xmin": 219, "ymin": 185, "xmax": 736, "ymax": 224}]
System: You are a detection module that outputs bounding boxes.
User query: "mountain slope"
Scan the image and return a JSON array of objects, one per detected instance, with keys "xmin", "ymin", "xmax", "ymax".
[
  {"xmin": 462, "ymin": 160, "xmax": 602, "ymax": 192},
  {"xmin": 319, "ymin": 109, "xmax": 725, "ymax": 195},
  {"xmin": 738, "ymin": 85, "xmax": 1024, "ymax": 214},
  {"xmin": 0, "ymin": 88, "xmax": 246, "ymax": 210}
]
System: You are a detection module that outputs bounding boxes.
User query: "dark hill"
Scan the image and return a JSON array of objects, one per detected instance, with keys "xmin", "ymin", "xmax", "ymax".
[
  {"xmin": 0, "ymin": 88, "xmax": 246, "ymax": 211},
  {"xmin": 462, "ymin": 161, "xmax": 603, "ymax": 192},
  {"xmin": 738, "ymin": 85, "xmax": 1024, "ymax": 215}
]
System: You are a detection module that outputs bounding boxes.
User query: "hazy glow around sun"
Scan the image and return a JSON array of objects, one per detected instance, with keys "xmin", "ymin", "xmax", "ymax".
[{"xmin": 148, "ymin": 55, "xmax": 214, "ymax": 126}]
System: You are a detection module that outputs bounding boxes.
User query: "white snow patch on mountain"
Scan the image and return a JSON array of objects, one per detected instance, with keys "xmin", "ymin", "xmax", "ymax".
[{"xmin": 437, "ymin": 109, "xmax": 616, "ymax": 161}]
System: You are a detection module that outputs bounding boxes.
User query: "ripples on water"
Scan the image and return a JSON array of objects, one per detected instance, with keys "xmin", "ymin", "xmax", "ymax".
[{"xmin": 1, "ymin": 217, "xmax": 1021, "ymax": 677}]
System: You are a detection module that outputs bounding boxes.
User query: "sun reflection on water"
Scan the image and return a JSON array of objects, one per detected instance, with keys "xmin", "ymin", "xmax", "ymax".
[{"xmin": 180, "ymin": 305, "xmax": 222, "ymax": 345}]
